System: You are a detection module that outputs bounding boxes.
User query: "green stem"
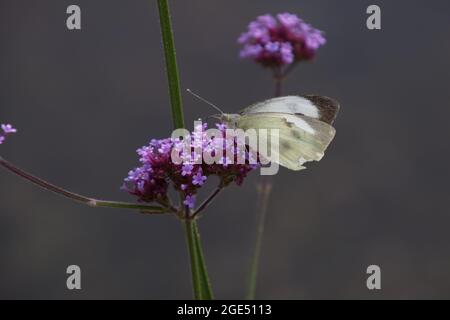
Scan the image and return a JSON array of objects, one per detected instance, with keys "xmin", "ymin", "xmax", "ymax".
[
  {"xmin": 157, "ymin": 0, "xmax": 184, "ymax": 129},
  {"xmin": 184, "ymin": 219, "xmax": 213, "ymax": 299},
  {"xmin": 91, "ymin": 200, "xmax": 166, "ymax": 212},
  {"xmin": 246, "ymin": 70, "xmax": 285, "ymax": 299},
  {"xmin": 191, "ymin": 185, "xmax": 223, "ymax": 219},
  {"xmin": 157, "ymin": 0, "xmax": 213, "ymax": 300},
  {"xmin": 0, "ymin": 156, "xmax": 168, "ymax": 213},
  {"xmin": 192, "ymin": 222, "xmax": 213, "ymax": 297},
  {"xmin": 274, "ymin": 67, "xmax": 283, "ymax": 97},
  {"xmin": 275, "ymin": 78, "xmax": 282, "ymax": 97},
  {"xmin": 184, "ymin": 219, "xmax": 202, "ymax": 298},
  {"xmin": 246, "ymin": 177, "xmax": 272, "ymax": 300}
]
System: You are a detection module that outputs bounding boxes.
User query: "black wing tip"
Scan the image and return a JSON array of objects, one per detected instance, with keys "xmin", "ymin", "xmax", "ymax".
[{"xmin": 301, "ymin": 94, "xmax": 340, "ymax": 124}]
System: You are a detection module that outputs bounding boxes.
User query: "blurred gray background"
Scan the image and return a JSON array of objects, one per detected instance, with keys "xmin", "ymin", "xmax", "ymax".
[{"xmin": 1, "ymin": 0, "xmax": 450, "ymax": 299}]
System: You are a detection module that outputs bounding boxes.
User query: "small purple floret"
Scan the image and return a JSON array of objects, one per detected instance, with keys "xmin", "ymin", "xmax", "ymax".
[
  {"xmin": 181, "ymin": 164, "xmax": 194, "ymax": 176},
  {"xmin": 183, "ymin": 195, "xmax": 196, "ymax": 209},
  {"xmin": 0, "ymin": 123, "xmax": 17, "ymax": 145},
  {"xmin": 192, "ymin": 170, "xmax": 207, "ymax": 186},
  {"xmin": 122, "ymin": 123, "xmax": 259, "ymax": 208}
]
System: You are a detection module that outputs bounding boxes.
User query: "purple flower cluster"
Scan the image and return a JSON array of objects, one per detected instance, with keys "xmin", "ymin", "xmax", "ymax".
[
  {"xmin": 238, "ymin": 13, "xmax": 326, "ymax": 67},
  {"xmin": 0, "ymin": 124, "xmax": 17, "ymax": 145},
  {"xmin": 122, "ymin": 123, "xmax": 259, "ymax": 209}
]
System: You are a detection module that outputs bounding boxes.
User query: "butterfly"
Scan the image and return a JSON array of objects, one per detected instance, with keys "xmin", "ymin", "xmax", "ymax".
[{"xmin": 188, "ymin": 90, "xmax": 340, "ymax": 171}]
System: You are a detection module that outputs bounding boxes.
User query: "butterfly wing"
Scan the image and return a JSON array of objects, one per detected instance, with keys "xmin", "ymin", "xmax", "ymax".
[
  {"xmin": 240, "ymin": 95, "xmax": 340, "ymax": 125},
  {"xmin": 236, "ymin": 112, "xmax": 336, "ymax": 171}
]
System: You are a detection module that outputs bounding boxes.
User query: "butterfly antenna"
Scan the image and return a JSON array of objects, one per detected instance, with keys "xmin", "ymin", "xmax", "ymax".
[{"xmin": 186, "ymin": 89, "xmax": 224, "ymax": 114}]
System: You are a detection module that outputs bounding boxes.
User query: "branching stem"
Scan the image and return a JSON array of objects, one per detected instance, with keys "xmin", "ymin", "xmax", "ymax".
[{"xmin": 0, "ymin": 156, "xmax": 168, "ymax": 213}]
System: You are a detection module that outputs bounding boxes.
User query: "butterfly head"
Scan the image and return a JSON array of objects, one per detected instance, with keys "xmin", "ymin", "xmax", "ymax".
[{"xmin": 216, "ymin": 113, "xmax": 239, "ymax": 128}]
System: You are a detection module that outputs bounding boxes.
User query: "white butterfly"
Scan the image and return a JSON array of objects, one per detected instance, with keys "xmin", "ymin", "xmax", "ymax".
[{"xmin": 188, "ymin": 90, "xmax": 339, "ymax": 171}]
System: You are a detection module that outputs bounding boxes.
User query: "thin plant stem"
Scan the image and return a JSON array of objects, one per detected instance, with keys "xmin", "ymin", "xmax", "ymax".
[
  {"xmin": 184, "ymin": 218, "xmax": 202, "ymax": 299},
  {"xmin": 282, "ymin": 61, "xmax": 298, "ymax": 80},
  {"xmin": 246, "ymin": 176, "xmax": 272, "ymax": 300},
  {"xmin": 246, "ymin": 69, "xmax": 286, "ymax": 299},
  {"xmin": 157, "ymin": 0, "xmax": 213, "ymax": 300},
  {"xmin": 183, "ymin": 206, "xmax": 213, "ymax": 299},
  {"xmin": 274, "ymin": 80, "xmax": 282, "ymax": 97},
  {"xmin": 191, "ymin": 186, "xmax": 223, "ymax": 219},
  {"xmin": 192, "ymin": 222, "xmax": 213, "ymax": 298},
  {"xmin": 0, "ymin": 156, "xmax": 168, "ymax": 213},
  {"xmin": 274, "ymin": 67, "xmax": 283, "ymax": 97},
  {"xmin": 157, "ymin": 0, "xmax": 184, "ymax": 130}
]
